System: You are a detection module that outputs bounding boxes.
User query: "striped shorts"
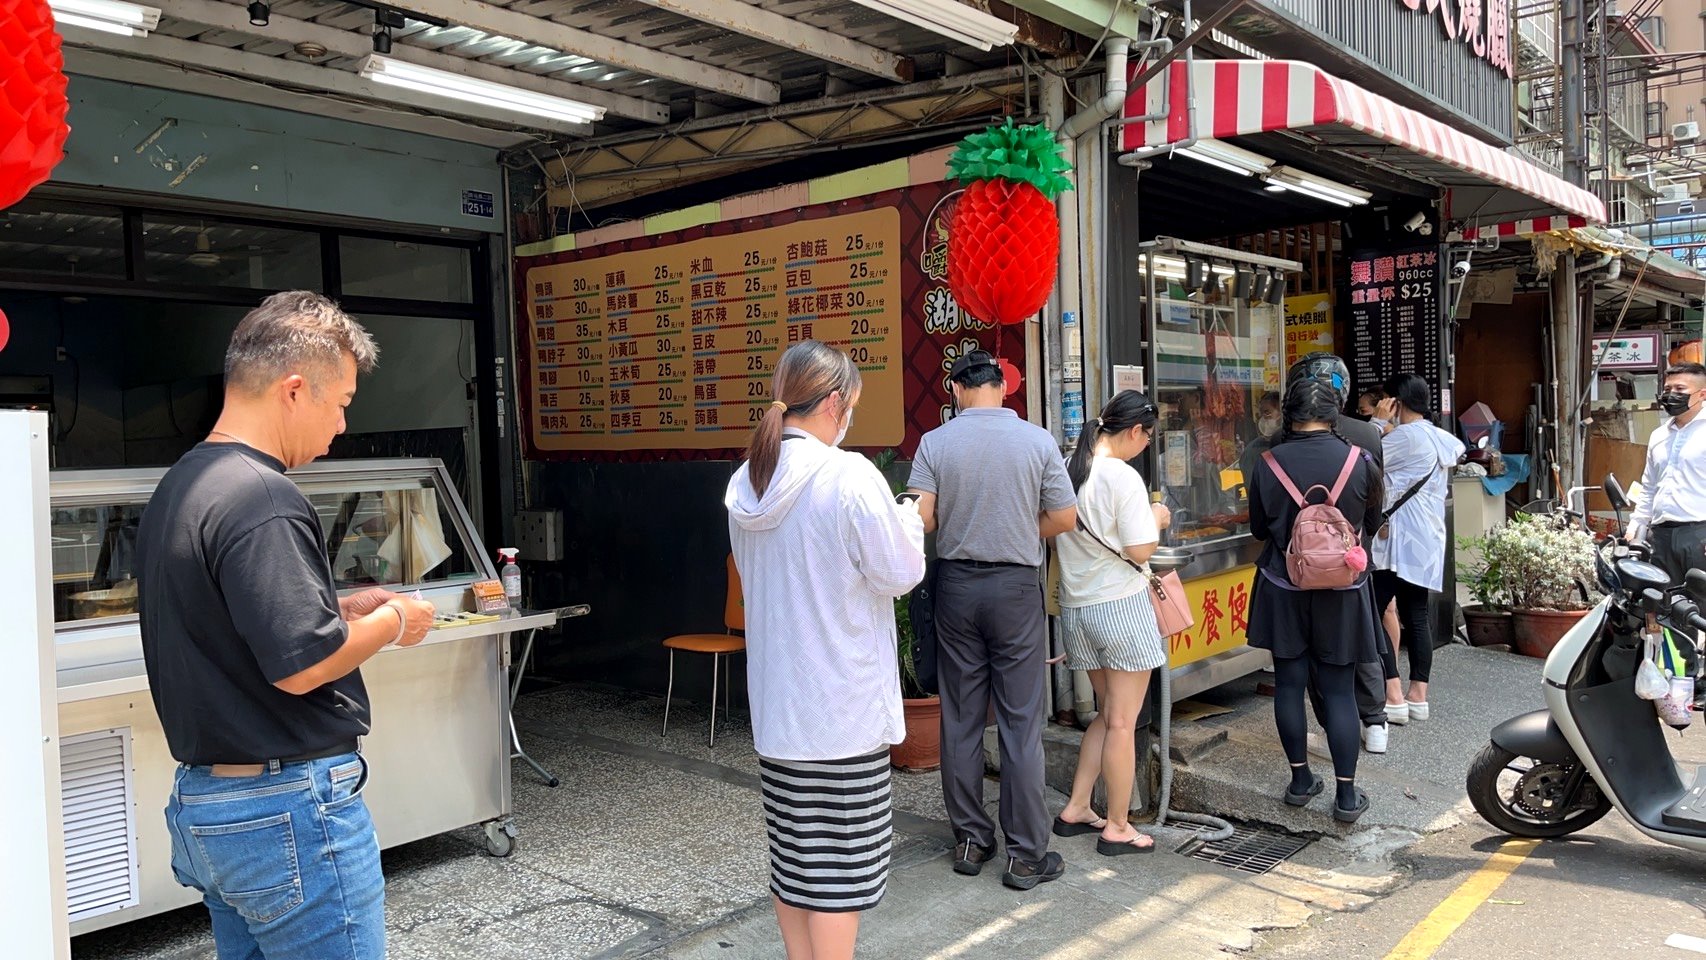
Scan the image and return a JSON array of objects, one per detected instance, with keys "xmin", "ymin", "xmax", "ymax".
[
  {"xmin": 1060, "ymin": 590, "xmax": 1168, "ymax": 673},
  {"xmin": 759, "ymin": 750, "xmax": 893, "ymax": 913}
]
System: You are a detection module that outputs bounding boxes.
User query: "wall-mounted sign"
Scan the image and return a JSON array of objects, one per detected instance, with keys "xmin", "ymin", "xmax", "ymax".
[
  {"xmin": 1397, "ymin": 0, "xmax": 1513, "ymax": 79},
  {"xmin": 462, "ymin": 189, "xmax": 495, "ymax": 219},
  {"xmin": 1346, "ymin": 245, "xmax": 1444, "ymax": 413},
  {"xmin": 1282, "ymin": 295, "xmax": 1334, "ymax": 371},
  {"xmin": 1590, "ymin": 331, "xmax": 1663, "ymax": 371}
]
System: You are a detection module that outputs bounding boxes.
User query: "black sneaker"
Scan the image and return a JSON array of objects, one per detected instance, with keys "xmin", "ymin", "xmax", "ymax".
[
  {"xmin": 952, "ymin": 839, "xmax": 996, "ymax": 876},
  {"xmin": 1002, "ymin": 852, "xmax": 1066, "ymax": 890}
]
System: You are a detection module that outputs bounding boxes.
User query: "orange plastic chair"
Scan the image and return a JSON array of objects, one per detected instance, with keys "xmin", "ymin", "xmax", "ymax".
[{"xmin": 661, "ymin": 555, "xmax": 745, "ymax": 746}]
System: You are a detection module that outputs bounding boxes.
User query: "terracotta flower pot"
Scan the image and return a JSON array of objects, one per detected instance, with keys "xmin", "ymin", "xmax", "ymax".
[
  {"xmin": 893, "ymin": 696, "xmax": 941, "ymax": 772},
  {"xmin": 1463, "ymin": 605, "xmax": 1515, "ymax": 648},
  {"xmin": 1511, "ymin": 608, "xmax": 1591, "ymax": 659}
]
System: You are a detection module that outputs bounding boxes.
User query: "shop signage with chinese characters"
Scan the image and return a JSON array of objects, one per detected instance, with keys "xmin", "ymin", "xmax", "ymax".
[
  {"xmin": 1167, "ymin": 565, "xmax": 1255, "ymax": 669},
  {"xmin": 1346, "ymin": 245, "xmax": 1443, "ymax": 412},
  {"xmin": 1589, "ymin": 331, "xmax": 1662, "ymax": 372},
  {"xmin": 1282, "ymin": 295, "xmax": 1334, "ymax": 371},
  {"xmin": 1397, "ymin": 0, "xmax": 1514, "ymax": 79}
]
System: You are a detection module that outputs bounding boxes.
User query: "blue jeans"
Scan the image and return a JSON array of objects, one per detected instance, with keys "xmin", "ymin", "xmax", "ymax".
[{"xmin": 165, "ymin": 753, "xmax": 385, "ymax": 960}]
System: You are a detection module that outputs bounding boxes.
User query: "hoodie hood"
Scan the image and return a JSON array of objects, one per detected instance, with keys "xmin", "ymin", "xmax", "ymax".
[
  {"xmin": 1397, "ymin": 420, "xmax": 1466, "ymax": 468},
  {"xmin": 726, "ymin": 433, "xmax": 837, "ymax": 532}
]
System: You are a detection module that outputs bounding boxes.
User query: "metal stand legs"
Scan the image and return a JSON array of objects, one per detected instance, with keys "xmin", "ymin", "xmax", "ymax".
[
  {"xmin": 509, "ymin": 626, "xmax": 560, "ymax": 787},
  {"xmin": 660, "ymin": 649, "xmax": 734, "ymax": 747}
]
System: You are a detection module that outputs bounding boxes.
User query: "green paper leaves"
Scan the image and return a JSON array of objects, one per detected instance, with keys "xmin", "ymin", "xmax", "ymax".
[{"xmin": 947, "ymin": 119, "xmax": 1074, "ymax": 199}]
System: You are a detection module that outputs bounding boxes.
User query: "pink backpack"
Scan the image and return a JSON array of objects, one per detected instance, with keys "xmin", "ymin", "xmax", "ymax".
[{"xmin": 1260, "ymin": 446, "xmax": 1365, "ymax": 590}]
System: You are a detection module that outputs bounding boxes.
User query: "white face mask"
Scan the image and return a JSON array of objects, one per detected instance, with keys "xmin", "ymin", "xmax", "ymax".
[
  {"xmin": 834, "ymin": 407, "xmax": 854, "ymax": 446},
  {"xmin": 1258, "ymin": 415, "xmax": 1282, "ymax": 438}
]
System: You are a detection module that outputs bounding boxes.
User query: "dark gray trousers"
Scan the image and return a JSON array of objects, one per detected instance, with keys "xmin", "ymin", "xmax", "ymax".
[{"xmin": 934, "ymin": 560, "xmax": 1050, "ymax": 865}]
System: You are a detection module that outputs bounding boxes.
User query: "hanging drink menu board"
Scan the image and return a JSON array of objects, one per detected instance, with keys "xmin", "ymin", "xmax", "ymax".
[
  {"xmin": 521, "ymin": 208, "xmax": 904, "ymax": 452},
  {"xmin": 1346, "ymin": 245, "xmax": 1443, "ymax": 412}
]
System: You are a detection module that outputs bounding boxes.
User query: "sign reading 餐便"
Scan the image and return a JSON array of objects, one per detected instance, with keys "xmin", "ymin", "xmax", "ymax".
[
  {"xmin": 1167, "ymin": 565, "xmax": 1254, "ymax": 669},
  {"xmin": 521, "ymin": 208, "xmax": 903, "ymax": 452}
]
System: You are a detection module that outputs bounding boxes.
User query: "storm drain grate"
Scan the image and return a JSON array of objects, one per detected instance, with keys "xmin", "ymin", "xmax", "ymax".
[{"xmin": 1177, "ymin": 823, "xmax": 1311, "ymax": 876}]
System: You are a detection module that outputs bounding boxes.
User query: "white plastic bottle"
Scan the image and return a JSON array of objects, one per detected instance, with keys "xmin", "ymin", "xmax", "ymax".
[{"xmin": 498, "ymin": 548, "xmax": 522, "ymax": 606}]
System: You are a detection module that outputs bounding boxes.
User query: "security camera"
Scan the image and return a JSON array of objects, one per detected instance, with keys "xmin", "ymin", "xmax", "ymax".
[
  {"xmin": 1452, "ymin": 260, "xmax": 1472, "ymax": 278},
  {"xmin": 1403, "ymin": 212, "xmax": 1428, "ymax": 233}
]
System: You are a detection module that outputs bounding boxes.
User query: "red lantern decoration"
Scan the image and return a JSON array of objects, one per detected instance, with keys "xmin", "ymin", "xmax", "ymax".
[
  {"xmin": 999, "ymin": 357, "xmax": 1021, "ymax": 397},
  {"xmin": 0, "ymin": 0, "xmax": 71, "ymax": 210},
  {"xmin": 945, "ymin": 121, "xmax": 1071, "ymax": 326}
]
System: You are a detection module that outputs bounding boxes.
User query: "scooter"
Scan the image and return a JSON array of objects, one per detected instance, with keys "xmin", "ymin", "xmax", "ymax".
[{"xmin": 1466, "ymin": 475, "xmax": 1706, "ymax": 847}]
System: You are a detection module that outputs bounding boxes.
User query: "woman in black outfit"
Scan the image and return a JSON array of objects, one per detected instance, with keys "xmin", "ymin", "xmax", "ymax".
[{"xmin": 1247, "ymin": 378, "xmax": 1386, "ymax": 823}]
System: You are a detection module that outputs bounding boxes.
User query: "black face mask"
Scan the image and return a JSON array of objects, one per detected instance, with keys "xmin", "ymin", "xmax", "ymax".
[{"xmin": 1659, "ymin": 390, "xmax": 1699, "ymax": 417}]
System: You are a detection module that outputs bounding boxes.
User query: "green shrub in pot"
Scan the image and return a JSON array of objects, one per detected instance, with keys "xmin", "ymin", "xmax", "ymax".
[{"xmin": 1483, "ymin": 514, "xmax": 1598, "ymax": 613}]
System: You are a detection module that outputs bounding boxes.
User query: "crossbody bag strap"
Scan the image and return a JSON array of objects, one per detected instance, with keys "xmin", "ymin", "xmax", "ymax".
[
  {"xmin": 1382, "ymin": 473, "xmax": 1431, "ymax": 524},
  {"xmin": 1074, "ymin": 513, "xmax": 1142, "ymax": 572}
]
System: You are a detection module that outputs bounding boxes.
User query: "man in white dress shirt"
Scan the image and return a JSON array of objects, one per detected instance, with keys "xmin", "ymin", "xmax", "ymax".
[{"xmin": 1630, "ymin": 362, "xmax": 1706, "ymax": 584}]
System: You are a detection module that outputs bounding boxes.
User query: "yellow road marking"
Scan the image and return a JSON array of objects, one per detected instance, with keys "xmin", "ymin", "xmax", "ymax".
[{"xmin": 1382, "ymin": 838, "xmax": 1540, "ymax": 960}]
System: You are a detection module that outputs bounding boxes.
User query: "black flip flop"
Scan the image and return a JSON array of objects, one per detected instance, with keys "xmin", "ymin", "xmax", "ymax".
[
  {"xmin": 1095, "ymin": 834, "xmax": 1155, "ymax": 856},
  {"xmin": 1052, "ymin": 815, "xmax": 1107, "ymax": 838},
  {"xmin": 1283, "ymin": 773, "xmax": 1325, "ymax": 807},
  {"xmin": 1334, "ymin": 787, "xmax": 1370, "ymax": 824}
]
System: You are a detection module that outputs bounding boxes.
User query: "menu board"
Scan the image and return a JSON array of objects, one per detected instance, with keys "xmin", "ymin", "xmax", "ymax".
[
  {"xmin": 521, "ymin": 208, "xmax": 904, "ymax": 451},
  {"xmin": 1346, "ymin": 245, "xmax": 1443, "ymax": 410}
]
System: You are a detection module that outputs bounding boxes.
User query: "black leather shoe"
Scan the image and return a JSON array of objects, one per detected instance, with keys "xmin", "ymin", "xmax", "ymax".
[
  {"xmin": 952, "ymin": 839, "xmax": 996, "ymax": 876},
  {"xmin": 1002, "ymin": 852, "xmax": 1065, "ymax": 890}
]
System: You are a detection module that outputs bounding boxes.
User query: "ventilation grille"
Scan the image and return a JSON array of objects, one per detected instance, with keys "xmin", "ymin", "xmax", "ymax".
[
  {"xmin": 1178, "ymin": 823, "xmax": 1311, "ymax": 876},
  {"xmin": 61, "ymin": 728, "xmax": 138, "ymax": 922}
]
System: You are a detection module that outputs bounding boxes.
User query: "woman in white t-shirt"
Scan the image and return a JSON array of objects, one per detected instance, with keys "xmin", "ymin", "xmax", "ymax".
[{"xmin": 1052, "ymin": 390, "xmax": 1167, "ymax": 855}]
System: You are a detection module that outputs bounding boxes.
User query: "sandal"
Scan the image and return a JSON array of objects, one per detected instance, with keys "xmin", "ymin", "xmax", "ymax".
[
  {"xmin": 1283, "ymin": 773, "xmax": 1324, "ymax": 807},
  {"xmin": 1095, "ymin": 833, "xmax": 1155, "ymax": 856},
  {"xmin": 1334, "ymin": 787, "xmax": 1370, "ymax": 824},
  {"xmin": 1052, "ymin": 814, "xmax": 1108, "ymax": 838}
]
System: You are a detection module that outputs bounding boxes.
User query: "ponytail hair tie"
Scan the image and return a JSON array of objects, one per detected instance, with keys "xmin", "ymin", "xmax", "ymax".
[
  {"xmin": 770, "ymin": 400, "xmax": 787, "ymax": 412},
  {"xmin": 1094, "ymin": 416, "xmax": 1104, "ymax": 429}
]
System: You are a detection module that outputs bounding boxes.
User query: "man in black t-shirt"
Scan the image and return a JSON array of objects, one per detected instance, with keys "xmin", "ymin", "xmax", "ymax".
[{"xmin": 137, "ymin": 291, "xmax": 434, "ymax": 959}]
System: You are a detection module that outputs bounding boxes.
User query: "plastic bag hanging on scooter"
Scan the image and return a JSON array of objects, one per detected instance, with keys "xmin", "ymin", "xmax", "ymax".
[{"xmin": 1656, "ymin": 629, "xmax": 1695, "ymax": 728}]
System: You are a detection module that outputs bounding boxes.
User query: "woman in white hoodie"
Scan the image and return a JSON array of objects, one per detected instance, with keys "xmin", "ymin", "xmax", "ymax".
[
  {"xmin": 725, "ymin": 340, "xmax": 926, "ymax": 960},
  {"xmin": 1371, "ymin": 373, "xmax": 1465, "ymax": 722}
]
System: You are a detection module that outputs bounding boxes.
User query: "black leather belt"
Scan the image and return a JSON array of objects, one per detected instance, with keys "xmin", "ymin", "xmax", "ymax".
[
  {"xmin": 943, "ymin": 559, "xmax": 1036, "ymax": 570},
  {"xmin": 1653, "ymin": 520, "xmax": 1706, "ymax": 529},
  {"xmin": 261, "ymin": 739, "xmax": 360, "ymax": 765}
]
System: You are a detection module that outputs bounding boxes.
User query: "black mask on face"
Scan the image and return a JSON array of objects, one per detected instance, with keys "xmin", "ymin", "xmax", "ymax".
[{"xmin": 1659, "ymin": 389, "xmax": 1700, "ymax": 417}]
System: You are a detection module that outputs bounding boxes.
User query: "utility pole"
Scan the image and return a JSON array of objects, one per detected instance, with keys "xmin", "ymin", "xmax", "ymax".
[{"xmin": 1561, "ymin": 0, "xmax": 1587, "ymax": 188}]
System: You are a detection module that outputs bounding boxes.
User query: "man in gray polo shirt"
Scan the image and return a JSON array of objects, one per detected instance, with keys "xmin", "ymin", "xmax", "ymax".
[{"xmin": 907, "ymin": 350, "xmax": 1078, "ymax": 890}]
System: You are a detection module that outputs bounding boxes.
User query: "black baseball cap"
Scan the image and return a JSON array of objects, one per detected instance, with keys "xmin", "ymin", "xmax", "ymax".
[{"xmin": 949, "ymin": 349, "xmax": 1001, "ymax": 384}]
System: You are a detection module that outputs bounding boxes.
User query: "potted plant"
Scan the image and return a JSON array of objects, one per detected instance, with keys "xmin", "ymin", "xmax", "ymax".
[
  {"xmin": 1484, "ymin": 515, "xmax": 1599, "ymax": 658},
  {"xmin": 1456, "ymin": 535, "xmax": 1514, "ymax": 647},
  {"xmin": 872, "ymin": 450, "xmax": 941, "ymax": 772}
]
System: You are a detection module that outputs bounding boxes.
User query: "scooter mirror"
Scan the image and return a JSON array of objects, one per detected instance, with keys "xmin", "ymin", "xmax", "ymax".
[
  {"xmin": 1688, "ymin": 569, "xmax": 1706, "ymax": 605},
  {"xmin": 1603, "ymin": 473, "xmax": 1629, "ymax": 510}
]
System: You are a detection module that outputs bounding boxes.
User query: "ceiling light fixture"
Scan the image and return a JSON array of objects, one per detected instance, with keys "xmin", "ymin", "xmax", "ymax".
[
  {"xmin": 48, "ymin": 0, "xmax": 161, "ymax": 37},
  {"xmin": 1262, "ymin": 166, "xmax": 1372, "ymax": 207},
  {"xmin": 248, "ymin": 0, "xmax": 269, "ymax": 26},
  {"xmin": 844, "ymin": 0, "xmax": 1018, "ymax": 51},
  {"xmin": 359, "ymin": 55, "xmax": 607, "ymax": 125},
  {"xmin": 1176, "ymin": 139, "xmax": 1274, "ymax": 177}
]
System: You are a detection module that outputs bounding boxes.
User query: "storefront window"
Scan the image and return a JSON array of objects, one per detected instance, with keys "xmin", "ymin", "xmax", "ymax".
[
  {"xmin": 339, "ymin": 236, "xmax": 474, "ymax": 303},
  {"xmin": 1149, "ymin": 272, "xmax": 1284, "ymax": 547},
  {"xmin": 140, "ymin": 215, "xmax": 322, "ymax": 290},
  {"xmin": 0, "ymin": 200, "xmax": 126, "ymax": 279}
]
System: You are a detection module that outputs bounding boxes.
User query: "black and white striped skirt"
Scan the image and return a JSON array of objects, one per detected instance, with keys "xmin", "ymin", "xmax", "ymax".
[{"xmin": 759, "ymin": 750, "xmax": 893, "ymax": 913}]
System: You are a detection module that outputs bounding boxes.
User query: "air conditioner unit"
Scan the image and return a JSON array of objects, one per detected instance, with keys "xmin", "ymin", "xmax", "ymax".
[
  {"xmin": 1673, "ymin": 121, "xmax": 1700, "ymax": 144},
  {"xmin": 1660, "ymin": 182, "xmax": 1691, "ymax": 203}
]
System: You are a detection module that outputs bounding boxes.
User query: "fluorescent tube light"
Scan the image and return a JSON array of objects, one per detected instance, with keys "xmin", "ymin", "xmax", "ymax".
[
  {"xmin": 1177, "ymin": 139, "xmax": 1273, "ymax": 177},
  {"xmin": 49, "ymin": 0, "xmax": 160, "ymax": 37},
  {"xmin": 845, "ymin": 0, "xmax": 1018, "ymax": 50},
  {"xmin": 1263, "ymin": 166, "xmax": 1371, "ymax": 206},
  {"xmin": 359, "ymin": 55, "xmax": 606, "ymax": 126}
]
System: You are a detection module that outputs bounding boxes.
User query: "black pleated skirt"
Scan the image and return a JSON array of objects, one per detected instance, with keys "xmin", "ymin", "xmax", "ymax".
[
  {"xmin": 1246, "ymin": 567, "xmax": 1384, "ymax": 665},
  {"xmin": 759, "ymin": 750, "xmax": 893, "ymax": 913}
]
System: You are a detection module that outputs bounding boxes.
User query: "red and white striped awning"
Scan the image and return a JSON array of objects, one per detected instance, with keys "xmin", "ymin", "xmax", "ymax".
[
  {"xmin": 1121, "ymin": 59, "xmax": 1607, "ymax": 227},
  {"xmin": 1458, "ymin": 216, "xmax": 1589, "ymax": 241}
]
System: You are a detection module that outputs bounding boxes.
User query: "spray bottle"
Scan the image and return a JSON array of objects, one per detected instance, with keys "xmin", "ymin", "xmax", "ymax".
[{"xmin": 498, "ymin": 548, "xmax": 522, "ymax": 607}]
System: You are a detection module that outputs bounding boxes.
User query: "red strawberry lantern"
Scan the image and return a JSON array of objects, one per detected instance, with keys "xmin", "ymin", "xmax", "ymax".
[
  {"xmin": 946, "ymin": 120, "xmax": 1072, "ymax": 326},
  {"xmin": 0, "ymin": 0, "xmax": 71, "ymax": 210}
]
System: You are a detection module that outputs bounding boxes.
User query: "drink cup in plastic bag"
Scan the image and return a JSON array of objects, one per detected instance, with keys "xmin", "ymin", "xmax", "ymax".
[{"xmin": 1657, "ymin": 674, "xmax": 1695, "ymax": 728}]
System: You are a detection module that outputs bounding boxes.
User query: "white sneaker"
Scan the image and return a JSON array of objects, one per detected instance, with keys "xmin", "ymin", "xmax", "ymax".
[
  {"xmin": 1363, "ymin": 723, "xmax": 1389, "ymax": 753},
  {"xmin": 1406, "ymin": 701, "xmax": 1430, "ymax": 721},
  {"xmin": 1385, "ymin": 702, "xmax": 1410, "ymax": 725},
  {"xmin": 1306, "ymin": 732, "xmax": 1331, "ymax": 759}
]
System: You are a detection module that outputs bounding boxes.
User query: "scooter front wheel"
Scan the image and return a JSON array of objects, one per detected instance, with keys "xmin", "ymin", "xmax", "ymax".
[{"xmin": 1466, "ymin": 743, "xmax": 1611, "ymax": 839}]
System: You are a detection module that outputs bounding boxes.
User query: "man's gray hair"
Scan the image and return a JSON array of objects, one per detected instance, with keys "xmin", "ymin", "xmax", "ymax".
[{"xmin": 225, "ymin": 291, "xmax": 379, "ymax": 393}]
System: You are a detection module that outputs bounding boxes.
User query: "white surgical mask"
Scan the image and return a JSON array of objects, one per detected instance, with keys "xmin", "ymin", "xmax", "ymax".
[
  {"xmin": 835, "ymin": 408, "xmax": 854, "ymax": 446},
  {"xmin": 1258, "ymin": 415, "xmax": 1281, "ymax": 438}
]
